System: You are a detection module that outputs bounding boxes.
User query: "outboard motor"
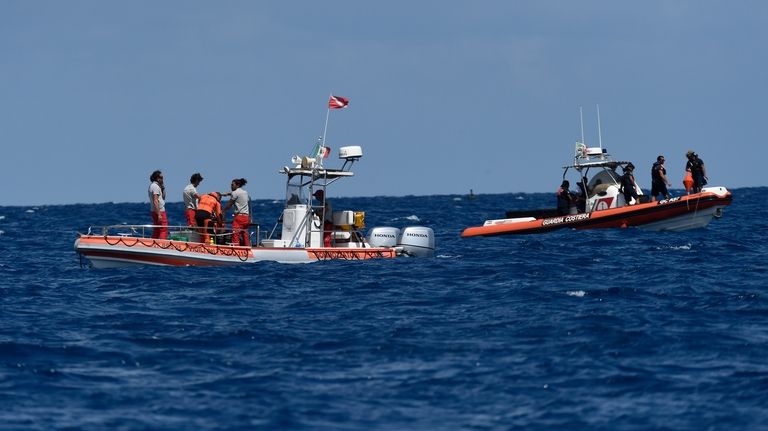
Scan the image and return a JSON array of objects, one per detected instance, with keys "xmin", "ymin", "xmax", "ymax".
[
  {"xmin": 367, "ymin": 227, "xmax": 400, "ymax": 248},
  {"xmin": 398, "ymin": 226, "xmax": 435, "ymax": 258}
]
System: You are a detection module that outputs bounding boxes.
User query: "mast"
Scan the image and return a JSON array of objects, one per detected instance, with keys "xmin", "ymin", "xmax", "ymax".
[
  {"xmin": 320, "ymin": 94, "xmax": 332, "ymax": 168},
  {"xmin": 596, "ymin": 104, "xmax": 603, "ymax": 150}
]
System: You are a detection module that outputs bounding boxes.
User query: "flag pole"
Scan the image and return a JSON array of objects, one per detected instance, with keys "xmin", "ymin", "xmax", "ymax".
[
  {"xmin": 318, "ymin": 94, "xmax": 333, "ymax": 168},
  {"xmin": 322, "ymin": 93, "xmax": 331, "ymax": 148}
]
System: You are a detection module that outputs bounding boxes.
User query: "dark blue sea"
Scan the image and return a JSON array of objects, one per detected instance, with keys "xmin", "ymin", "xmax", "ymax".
[{"xmin": 1, "ymin": 188, "xmax": 767, "ymax": 430}]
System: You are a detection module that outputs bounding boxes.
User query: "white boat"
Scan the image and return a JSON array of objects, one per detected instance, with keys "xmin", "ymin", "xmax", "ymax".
[{"xmin": 75, "ymin": 146, "xmax": 434, "ymax": 268}]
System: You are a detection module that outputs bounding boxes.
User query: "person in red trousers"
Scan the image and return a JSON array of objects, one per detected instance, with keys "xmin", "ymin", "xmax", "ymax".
[
  {"xmin": 148, "ymin": 170, "xmax": 168, "ymax": 239},
  {"xmin": 223, "ymin": 178, "xmax": 251, "ymax": 246}
]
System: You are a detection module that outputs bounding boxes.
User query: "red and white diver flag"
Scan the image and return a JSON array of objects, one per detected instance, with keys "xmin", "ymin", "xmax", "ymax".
[{"xmin": 328, "ymin": 95, "xmax": 350, "ymax": 109}]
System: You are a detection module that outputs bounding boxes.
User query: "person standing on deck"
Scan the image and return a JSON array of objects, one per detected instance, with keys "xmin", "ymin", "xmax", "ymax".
[
  {"xmin": 685, "ymin": 150, "xmax": 708, "ymax": 193},
  {"xmin": 148, "ymin": 170, "xmax": 168, "ymax": 239},
  {"xmin": 223, "ymin": 178, "xmax": 251, "ymax": 247},
  {"xmin": 650, "ymin": 156, "xmax": 672, "ymax": 201},
  {"xmin": 313, "ymin": 189, "xmax": 333, "ymax": 247},
  {"xmin": 183, "ymin": 173, "xmax": 203, "ymax": 226},
  {"xmin": 556, "ymin": 180, "xmax": 575, "ymax": 215},
  {"xmin": 620, "ymin": 163, "xmax": 639, "ymax": 206}
]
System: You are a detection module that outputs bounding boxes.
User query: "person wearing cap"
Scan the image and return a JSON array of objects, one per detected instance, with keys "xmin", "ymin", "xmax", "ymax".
[
  {"xmin": 195, "ymin": 192, "xmax": 223, "ymax": 244},
  {"xmin": 183, "ymin": 173, "xmax": 203, "ymax": 226},
  {"xmin": 556, "ymin": 180, "xmax": 575, "ymax": 215},
  {"xmin": 685, "ymin": 150, "xmax": 707, "ymax": 193},
  {"xmin": 313, "ymin": 189, "xmax": 333, "ymax": 246},
  {"xmin": 650, "ymin": 156, "xmax": 672, "ymax": 201},
  {"xmin": 620, "ymin": 163, "xmax": 639, "ymax": 205}
]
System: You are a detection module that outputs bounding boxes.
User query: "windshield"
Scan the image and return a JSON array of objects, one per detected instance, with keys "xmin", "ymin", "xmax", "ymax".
[
  {"xmin": 285, "ymin": 181, "xmax": 305, "ymax": 205},
  {"xmin": 588, "ymin": 169, "xmax": 621, "ymax": 190}
]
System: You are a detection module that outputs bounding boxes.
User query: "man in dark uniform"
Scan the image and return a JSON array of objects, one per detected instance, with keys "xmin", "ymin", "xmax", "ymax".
[
  {"xmin": 650, "ymin": 155, "xmax": 672, "ymax": 201},
  {"xmin": 556, "ymin": 180, "xmax": 574, "ymax": 215},
  {"xmin": 574, "ymin": 181, "xmax": 587, "ymax": 213},
  {"xmin": 685, "ymin": 150, "xmax": 708, "ymax": 193},
  {"xmin": 620, "ymin": 163, "xmax": 639, "ymax": 205}
]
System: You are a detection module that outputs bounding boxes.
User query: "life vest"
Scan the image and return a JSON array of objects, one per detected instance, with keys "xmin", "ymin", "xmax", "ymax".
[
  {"xmin": 690, "ymin": 158, "xmax": 703, "ymax": 174},
  {"xmin": 198, "ymin": 193, "xmax": 221, "ymax": 215},
  {"xmin": 556, "ymin": 188, "xmax": 571, "ymax": 210},
  {"xmin": 651, "ymin": 162, "xmax": 665, "ymax": 181},
  {"xmin": 620, "ymin": 173, "xmax": 635, "ymax": 194}
]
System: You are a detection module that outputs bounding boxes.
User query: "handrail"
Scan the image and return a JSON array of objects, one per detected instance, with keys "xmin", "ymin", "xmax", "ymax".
[{"xmin": 80, "ymin": 223, "xmax": 257, "ymax": 245}]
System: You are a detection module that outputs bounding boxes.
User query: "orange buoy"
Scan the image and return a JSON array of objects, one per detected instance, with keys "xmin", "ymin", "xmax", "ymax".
[{"xmin": 683, "ymin": 171, "xmax": 694, "ymax": 193}]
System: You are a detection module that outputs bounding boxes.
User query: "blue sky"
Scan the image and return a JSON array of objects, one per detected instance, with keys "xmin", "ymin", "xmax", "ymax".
[{"xmin": 2, "ymin": 1, "xmax": 765, "ymax": 206}]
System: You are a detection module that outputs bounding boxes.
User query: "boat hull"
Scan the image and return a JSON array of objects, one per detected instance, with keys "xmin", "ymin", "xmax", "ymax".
[
  {"xmin": 462, "ymin": 187, "xmax": 732, "ymax": 237},
  {"xmin": 75, "ymin": 235, "xmax": 398, "ymax": 268}
]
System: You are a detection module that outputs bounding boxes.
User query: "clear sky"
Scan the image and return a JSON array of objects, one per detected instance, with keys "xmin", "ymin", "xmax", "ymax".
[{"xmin": 2, "ymin": 1, "xmax": 766, "ymax": 206}]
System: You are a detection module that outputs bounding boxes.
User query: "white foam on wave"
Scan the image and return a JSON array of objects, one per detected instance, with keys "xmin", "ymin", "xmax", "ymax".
[
  {"xmin": 452, "ymin": 197, "xmax": 462, "ymax": 202},
  {"xmin": 566, "ymin": 290, "xmax": 586, "ymax": 297},
  {"xmin": 392, "ymin": 215, "xmax": 421, "ymax": 222},
  {"xmin": 0, "ymin": 230, "xmax": 4, "ymax": 236},
  {"xmin": 437, "ymin": 254, "xmax": 461, "ymax": 259},
  {"xmin": 25, "ymin": 209, "xmax": 35, "ymax": 214},
  {"xmin": 0, "ymin": 215, "xmax": 5, "ymax": 220},
  {"xmin": 656, "ymin": 243, "xmax": 692, "ymax": 251}
]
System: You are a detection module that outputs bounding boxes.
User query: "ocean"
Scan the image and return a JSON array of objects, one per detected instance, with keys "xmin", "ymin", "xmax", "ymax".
[{"xmin": 1, "ymin": 188, "xmax": 767, "ymax": 430}]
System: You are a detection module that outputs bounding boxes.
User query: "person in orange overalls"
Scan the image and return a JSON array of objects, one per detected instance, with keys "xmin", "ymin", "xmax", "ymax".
[{"xmin": 195, "ymin": 192, "xmax": 222, "ymax": 244}]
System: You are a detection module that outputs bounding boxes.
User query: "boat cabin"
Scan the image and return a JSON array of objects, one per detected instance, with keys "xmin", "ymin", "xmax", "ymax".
[
  {"xmin": 562, "ymin": 147, "xmax": 645, "ymax": 213},
  {"xmin": 263, "ymin": 146, "xmax": 367, "ymax": 248}
]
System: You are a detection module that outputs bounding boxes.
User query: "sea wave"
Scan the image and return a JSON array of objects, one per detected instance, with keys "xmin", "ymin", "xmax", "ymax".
[{"xmin": 0, "ymin": 189, "xmax": 766, "ymax": 430}]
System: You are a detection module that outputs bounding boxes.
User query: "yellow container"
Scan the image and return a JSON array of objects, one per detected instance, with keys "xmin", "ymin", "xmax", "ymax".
[{"xmin": 353, "ymin": 211, "xmax": 365, "ymax": 229}]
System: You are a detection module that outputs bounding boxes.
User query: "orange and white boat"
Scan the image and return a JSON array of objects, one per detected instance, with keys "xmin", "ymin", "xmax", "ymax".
[
  {"xmin": 462, "ymin": 139, "xmax": 732, "ymax": 238},
  {"xmin": 75, "ymin": 146, "xmax": 435, "ymax": 268}
]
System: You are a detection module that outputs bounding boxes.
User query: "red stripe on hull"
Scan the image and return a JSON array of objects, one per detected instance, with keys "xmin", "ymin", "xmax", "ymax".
[
  {"xmin": 80, "ymin": 249, "xmax": 244, "ymax": 266},
  {"xmin": 76, "ymin": 236, "xmax": 253, "ymax": 266},
  {"xmin": 307, "ymin": 248, "xmax": 397, "ymax": 260}
]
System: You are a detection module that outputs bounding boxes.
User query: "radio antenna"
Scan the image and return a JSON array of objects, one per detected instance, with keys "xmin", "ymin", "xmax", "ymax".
[{"xmin": 596, "ymin": 104, "xmax": 603, "ymax": 150}]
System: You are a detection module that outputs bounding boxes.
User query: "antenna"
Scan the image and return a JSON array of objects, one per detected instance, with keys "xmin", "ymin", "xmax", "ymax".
[
  {"xmin": 596, "ymin": 104, "xmax": 603, "ymax": 150},
  {"xmin": 579, "ymin": 106, "xmax": 585, "ymax": 145}
]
